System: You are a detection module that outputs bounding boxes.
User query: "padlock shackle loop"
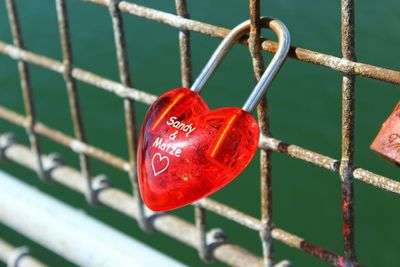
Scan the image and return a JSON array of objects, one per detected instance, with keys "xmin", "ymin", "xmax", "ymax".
[{"xmin": 190, "ymin": 17, "xmax": 290, "ymax": 113}]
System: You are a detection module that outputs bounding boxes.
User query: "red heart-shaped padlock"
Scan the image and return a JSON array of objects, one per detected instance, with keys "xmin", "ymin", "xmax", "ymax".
[
  {"xmin": 137, "ymin": 17, "xmax": 290, "ymax": 211},
  {"xmin": 137, "ymin": 88, "xmax": 260, "ymax": 211}
]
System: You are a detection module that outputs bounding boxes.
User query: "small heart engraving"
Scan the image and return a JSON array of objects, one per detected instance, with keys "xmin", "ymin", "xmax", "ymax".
[{"xmin": 152, "ymin": 153, "xmax": 170, "ymax": 176}]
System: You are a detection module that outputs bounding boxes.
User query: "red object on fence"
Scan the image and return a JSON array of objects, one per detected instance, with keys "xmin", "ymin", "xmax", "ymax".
[
  {"xmin": 137, "ymin": 88, "xmax": 260, "ymax": 211},
  {"xmin": 371, "ymin": 102, "xmax": 400, "ymax": 166}
]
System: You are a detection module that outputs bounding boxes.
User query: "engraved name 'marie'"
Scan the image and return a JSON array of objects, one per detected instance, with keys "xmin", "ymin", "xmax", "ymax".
[
  {"xmin": 167, "ymin": 117, "xmax": 196, "ymax": 137},
  {"xmin": 153, "ymin": 137, "xmax": 181, "ymax": 157}
]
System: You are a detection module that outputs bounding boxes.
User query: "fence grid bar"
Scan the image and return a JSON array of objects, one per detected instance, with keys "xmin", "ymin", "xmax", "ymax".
[
  {"xmin": 86, "ymin": 0, "xmax": 400, "ymax": 85},
  {"xmin": 248, "ymin": 0, "xmax": 274, "ymax": 266},
  {"xmin": 5, "ymin": 0, "xmax": 46, "ymax": 180},
  {"xmin": 107, "ymin": 0, "xmax": 149, "ymax": 231},
  {"xmin": 173, "ymin": 0, "xmax": 210, "ymax": 261},
  {"xmin": 175, "ymin": 0, "xmax": 192, "ymax": 88},
  {"xmin": 0, "ymin": 106, "xmax": 129, "ymax": 171},
  {"xmin": 340, "ymin": 0, "xmax": 357, "ymax": 261},
  {"xmin": 55, "ymin": 0, "xmax": 95, "ymax": 204}
]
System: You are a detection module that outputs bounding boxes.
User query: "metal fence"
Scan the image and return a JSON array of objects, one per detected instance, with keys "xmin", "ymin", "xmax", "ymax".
[{"xmin": 0, "ymin": 0, "xmax": 399, "ymax": 266}]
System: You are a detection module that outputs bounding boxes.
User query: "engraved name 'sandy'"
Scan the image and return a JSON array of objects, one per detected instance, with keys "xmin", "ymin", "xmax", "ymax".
[{"xmin": 167, "ymin": 117, "xmax": 196, "ymax": 137}]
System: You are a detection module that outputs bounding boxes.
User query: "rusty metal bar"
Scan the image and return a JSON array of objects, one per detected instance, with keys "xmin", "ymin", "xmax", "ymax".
[
  {"xmin": 340, "ymin": 0, "xmax": 357, "ymax": 261},
  {"xmin": 197, "ymin": 198, "xmax": 262, "ymax": 231},
  {"xmin": 56, "ymin": 0, "xmax": 95, "ymax": 204},
  {"xmin": 0, "ymin": 41, "xmax": 157, "ymax": 104},
  {"xmin": 0, "ymin": 136, "xmax": 362, "ymax": 266},
  {"xmin": 0, "ymin": 238, "xmax": 47, "ymax": 267},
  {"xmin": 353, "ymin": 168, "xmax": 400, "ymax": 195},
  {"xmin": 5, "ymin": 0, "xmax": 46, "ymax": 180},
  {"xmin": 107, "ymin": 0, "xmax": 149, "ymax": 231},
  {"xmin": 85, "ymin": 0, "xmax": 400, "ymax": 85},
  {"xmin": 248, "ymin": 0, "xmax": 274, "ymax": 266},
  {"xmin": 260, "ymin": 135, "xmax": 340, "ymax": 171},
  {"xmin": 271, "ymin": 228, "xmax": 361, "ymax": 267},
  {"xmin": 0, "ymin": 106, "xmax": 129, "ymax": 171},
  {"xmin": 175, "ymin": 0, "xmax": 192, "ymax": 88}
]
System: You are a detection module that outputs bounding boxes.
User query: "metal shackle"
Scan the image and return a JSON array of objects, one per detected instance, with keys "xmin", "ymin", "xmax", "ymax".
[{"xmin": 190, "ymin": 17, "xmax": 290, "ymax": 113}]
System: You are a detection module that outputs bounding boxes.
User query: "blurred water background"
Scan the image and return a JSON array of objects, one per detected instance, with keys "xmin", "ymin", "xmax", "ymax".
[{"xmin": 0, "ymin": 0, "xmax": 399, "ymax": 266}]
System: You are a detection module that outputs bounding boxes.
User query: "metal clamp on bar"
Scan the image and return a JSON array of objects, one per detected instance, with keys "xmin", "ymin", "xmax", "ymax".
[
  {"xmin": 42, "ymin": 153, "xmax": 63, "ymax": 179},
  {"xmin": 0, "ymin": 133, "xmax": 17, "ymax": 160},
  {"xmin": 204, "ymin": 228, "xmax": 228, "ymax": 262},
  {"xmin": 6, "ymin": 246, "xmax": 30, "ymax": 267},
  {"xmin": 275, "ymin": 260, "xmax": 293, "ymax": 267},
  {"xmin": 91, "ymin": 174, "xmax": 112, "ymax": 205}
]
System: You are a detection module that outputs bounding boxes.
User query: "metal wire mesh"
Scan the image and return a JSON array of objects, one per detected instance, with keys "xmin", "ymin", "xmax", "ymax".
[{"xmin": 0, "ymin": 0, "xmax": 399, "ymax": 266}]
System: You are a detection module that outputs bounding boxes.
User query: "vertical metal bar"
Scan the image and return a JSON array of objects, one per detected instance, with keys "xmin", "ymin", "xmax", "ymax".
[
  {"xmin": 175, "ymin": 0, "xmax": 210, "ymax": 261},
  {"xmin": 194, "ymin": 206, "xmax": 210, "ymax": 261},
  {"xmin": 5, "ymin": 0, "xmax": 46, "ymax": 180},
  {"xmin": 174, "ymin": 0, "xmax": 209, "ymax": 261},
  {"xmin": 108, "ymin": 0, "xmax": 149, "ymax": 231},
  {"xmin": 248, "ymin": 1, "xmax": 274, "ymax": 266},
  {"xmin": 55, "ymin": 0, "xmax": 95, "ymax": 204},
  {"xmin": 175, "ymin": 0, "xmax": 192, "ymax": 88},
  {"xmin": 340, "ymin": 0, "xmax": 357, "ymax": 262}
]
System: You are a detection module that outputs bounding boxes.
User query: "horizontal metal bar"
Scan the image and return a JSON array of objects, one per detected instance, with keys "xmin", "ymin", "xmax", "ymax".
[
  {"xmin": 261, "ymin": 134, "xmax": 400, "ymax": 194},
  {"xmin": 271, "ymin": 228, "xmax": 361, "ymax": 266},
  {"xmin": 0, "ymin": 41, "xmax": 157, "ymax": 105},
  {"xmin": 0, "ymin": 170, "xmax": 185, "ymax": 267},
  {"xmin": 353, "ymin": 168, "xmax": 400, "ymax": 194},
  {"xmin": 85, "ymin": 0, "xmax": 400, "ymax": 85},
  {"xmin": 260, "ymin": 135, "xmax": 339, "ymax": 171},
  {"xmin": 0, "ymin": 106, "xmax": 129, "ymax": 172},
  {"xmin": 0, "ymin": 135, "xmax": 360, "ymax": 266},
  {"xmin": 0, "ymin": 238, "xmax": 47, "ymax": 267},
  {"xmin": 197, "ymin": 198, "xmax": 262, "ymax": 231}
]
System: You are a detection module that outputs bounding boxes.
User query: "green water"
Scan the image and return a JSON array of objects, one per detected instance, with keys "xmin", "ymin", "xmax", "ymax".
[{"xmin": 0, "ymin": 0, "xmax": 399, "ymax": 266}]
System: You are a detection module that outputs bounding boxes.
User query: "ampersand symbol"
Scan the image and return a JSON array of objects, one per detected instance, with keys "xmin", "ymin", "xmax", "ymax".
[{"xmin": 169, "ymin": 130, "xmax": 178, "ymax": 141}]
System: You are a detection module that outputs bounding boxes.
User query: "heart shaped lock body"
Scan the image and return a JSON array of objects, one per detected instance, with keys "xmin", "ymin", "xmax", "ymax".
[{"xmin": 138, "ymin": 88, "xmax": 260, "ymax": 211}]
